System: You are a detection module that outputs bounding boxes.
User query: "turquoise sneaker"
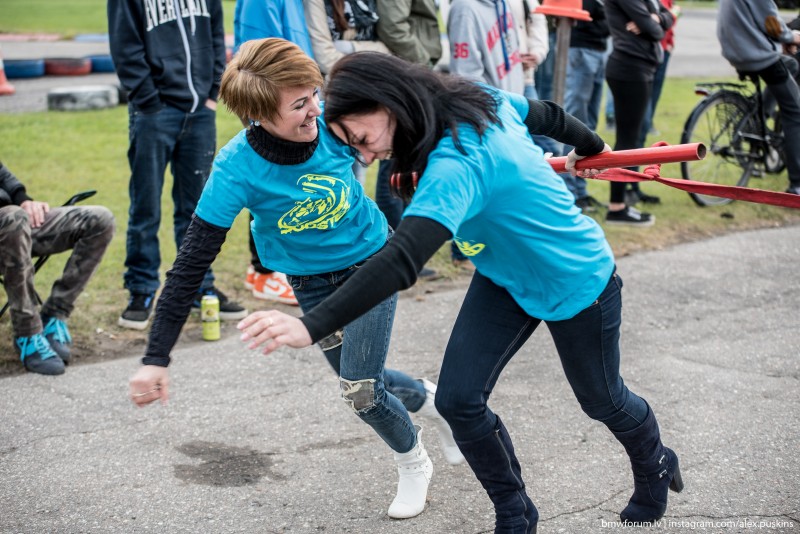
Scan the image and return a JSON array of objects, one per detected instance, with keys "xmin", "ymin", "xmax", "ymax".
[
  {"xmin": 15, "ymin": 333, "xmax": 65, "ymax": 375},
  {"xmin": 42, "ymin": 315, "xmax": 72, "ymax": 364}
]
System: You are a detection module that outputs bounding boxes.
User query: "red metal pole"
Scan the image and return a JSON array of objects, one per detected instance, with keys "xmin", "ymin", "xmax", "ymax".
[{"xmin": 547, "ymin": 143, "xmax": 706, "ymax": 173}]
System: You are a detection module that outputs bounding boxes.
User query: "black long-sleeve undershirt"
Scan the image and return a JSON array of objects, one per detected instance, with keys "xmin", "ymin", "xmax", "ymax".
[
  {"xmin": 142, "ymin": 215, "xmax": 229, "ymax": 367},
  {"xmin": 524, "ymin": 99, "xmax": 606, "ymax": 156}
]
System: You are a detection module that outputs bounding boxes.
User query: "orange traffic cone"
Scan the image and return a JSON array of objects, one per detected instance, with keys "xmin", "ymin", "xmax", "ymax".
[
  {"xmin": 535, "ymin": 0, "xmax": 591, "ymax": 20},
  {"xmin": 0, "ymin": 50, "xmax": 16, "ymax": 96}
]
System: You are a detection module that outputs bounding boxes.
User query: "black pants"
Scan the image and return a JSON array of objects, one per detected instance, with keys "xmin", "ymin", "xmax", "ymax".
[
  {"xmin": 606, "ymin": 77, "xmax": 653, "ymax": 204},
  {"xmin": 248, "ymin": 212, "xmax": 273, "ymax": 274}
]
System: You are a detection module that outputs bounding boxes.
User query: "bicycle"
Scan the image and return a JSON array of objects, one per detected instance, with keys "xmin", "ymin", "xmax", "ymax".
[{"xmin": 680, "ymin": 73, "xmax": 785, "ymax": 207}]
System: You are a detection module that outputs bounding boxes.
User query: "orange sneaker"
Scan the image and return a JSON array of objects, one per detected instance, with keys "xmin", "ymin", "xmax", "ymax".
[
  {"xmin": 244, "ymin": 265, "xmax": 256, "ymax": 290},
  {"xmin": 252, "ymin": 271, "xmax": 299, "ymax": 306}
]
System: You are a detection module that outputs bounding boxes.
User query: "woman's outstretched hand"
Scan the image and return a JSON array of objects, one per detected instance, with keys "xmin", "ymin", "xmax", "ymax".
[
  {"xmin": 129, "ymin": 365, "xmax": 170, "ymax": 407},
  {"xmin": 238, "ymin": 311, "xmax": 313, "ymax": 355}
]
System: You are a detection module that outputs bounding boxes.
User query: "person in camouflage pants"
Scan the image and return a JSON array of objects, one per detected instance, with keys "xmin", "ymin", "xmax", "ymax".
[{"xmin": 0, "ymin": 161, "xmax": 114, "ymax": 375}]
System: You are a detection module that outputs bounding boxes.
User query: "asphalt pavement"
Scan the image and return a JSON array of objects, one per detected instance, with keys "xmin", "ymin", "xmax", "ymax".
[
  {"xmin": 1, "ymin": 7, "xmax": 798, "ymax": 534},
  {"xmin": 1, "ymin": 225, "xmax": 799, "ymax": 533}
]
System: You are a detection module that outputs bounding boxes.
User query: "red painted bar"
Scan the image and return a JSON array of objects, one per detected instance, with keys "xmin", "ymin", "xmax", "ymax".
[{"xmin": 547, "ymin": 143, "xmax": 706, "ymax": 173}]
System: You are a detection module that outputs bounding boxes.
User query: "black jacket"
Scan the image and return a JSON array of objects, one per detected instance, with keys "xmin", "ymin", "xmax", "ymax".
[
  {"xmin": 0, "ymin": 161, "xmax": 32, "ymax": 208},
  {"xmin": 108, "ymin": 0, "xmax": 226, "ymax": 114},
  {"xmin": 571, "ymin": 0, "xmax": 610, "ymax": 51},
  {"xmin": 605, "ymin": 0, "xmax": 673, "ymax": 82}
]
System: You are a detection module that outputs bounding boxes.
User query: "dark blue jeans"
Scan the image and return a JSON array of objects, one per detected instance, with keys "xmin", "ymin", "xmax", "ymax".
[
  {"xmin": 375, "ymin": 159, "xmax": 404, "ymax": 229},
  {"xmin": 124, "ymin": 103, "xmax": 216, "ymax": 294},
  {"xmin": 287, "ymin": 258, "xmax": 427, "ymax": 453},
  {"xmin": 753, "ymin": 55, "xmax": 800, "ymax": 187},
  {"xmin": 639, "ymin": 50, "xmax": 672, "ymax": 145},
  {"xmin": 435, "ymin": 270, "xmax": 648, "ymax": 443},
  {"xmin": 561, "ymin": 46, "xmax": 608, "ymax": 199}
]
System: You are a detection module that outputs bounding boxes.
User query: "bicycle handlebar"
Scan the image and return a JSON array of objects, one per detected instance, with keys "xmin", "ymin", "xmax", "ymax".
[{"xmin": 547, "ymin": 143, "xmax": 706, "ymax": 173}]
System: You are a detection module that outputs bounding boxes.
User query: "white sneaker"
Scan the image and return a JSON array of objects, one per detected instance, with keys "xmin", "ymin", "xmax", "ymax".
[
  {"xmin": 251, "ymin": 271, "xmax": 298, "ymax": 306},
  {"xmin": 415, "ymin": 379, "xmax": 465, "ymax": 465},
  {"xmin": 388, "ymin": 426, "xmax": 433, "ymax": 519}
]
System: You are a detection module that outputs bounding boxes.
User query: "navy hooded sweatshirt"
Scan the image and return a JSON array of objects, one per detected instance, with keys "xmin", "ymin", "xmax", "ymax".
[{"xmin": 108, "ymin": 0, "xmax": 226, "ymax": 114}]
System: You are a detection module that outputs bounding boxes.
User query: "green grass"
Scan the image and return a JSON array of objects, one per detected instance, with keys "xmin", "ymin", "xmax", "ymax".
[
  {"xmin": 0, "ymin": 0, "xmax": 238, "ymax": 37},
  {"xmin": 2, "ymin": 76, "xmax": 798, "ymax": 372},
  {"xmin": 0, "ymin": 106, "xmax": 250, "ymax": 369},
  {"xmin": 589, "ymin": 77, "xmax": 800, "ymax": 256}
]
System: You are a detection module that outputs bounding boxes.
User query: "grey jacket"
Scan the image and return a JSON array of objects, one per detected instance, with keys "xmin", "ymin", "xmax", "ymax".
[
  {"xmin": 0, "ymin": 162, "xmax": 31, "ymax": 208},
  {"xmin": 376, "ymin": 0, "xmax": 442, "ymax": 66},
  {"xmin": 717, "ymin": 0, "xmax": 795, "ymax": 72},
  {"xmin": 448, "ymin": 0, "xmax": 525, "ymax": 94}
]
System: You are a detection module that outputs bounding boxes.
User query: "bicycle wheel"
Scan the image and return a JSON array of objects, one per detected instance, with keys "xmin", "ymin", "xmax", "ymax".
[{"xmin": 681, "ymin": 91, "xmax": 754, "ymax": 206}]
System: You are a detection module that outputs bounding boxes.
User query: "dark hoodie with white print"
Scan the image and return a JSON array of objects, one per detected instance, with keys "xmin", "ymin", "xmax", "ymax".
[
  {"xmin": 448, "ymin": 0, "xmax": 525, "ymax": 94},
  {"xmin": 108, "ymin": 0, "xmax": 226, "ymax": 114}
]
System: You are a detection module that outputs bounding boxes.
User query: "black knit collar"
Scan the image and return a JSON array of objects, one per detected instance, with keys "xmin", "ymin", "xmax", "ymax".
[{"xmin": 246, "ymin": 122, "xmax": 320, "ymax": 165}]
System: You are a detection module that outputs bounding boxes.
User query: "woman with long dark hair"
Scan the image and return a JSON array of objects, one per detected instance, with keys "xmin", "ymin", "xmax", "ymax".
[{"xmin": 238, "ymin": 52, "xmax": 683, "ymax": 532}]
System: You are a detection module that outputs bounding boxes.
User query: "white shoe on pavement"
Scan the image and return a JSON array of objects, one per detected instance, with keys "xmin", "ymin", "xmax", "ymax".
[
  {"xmin": 415, "ymin": 379, "xmax": 465, "ymax": 465},
  {"xmin": 251, "ymin": 271, "xmax": 298, "ymax": 306},
  {"xmin": 388, "ymin": 426, "xmax": 433, "ymax": 519}
]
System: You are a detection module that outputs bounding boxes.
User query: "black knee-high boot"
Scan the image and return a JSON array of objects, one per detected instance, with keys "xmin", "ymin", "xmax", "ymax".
[
  {"xmin": 612, "ymin": 406, "xmax": 684, "ymax": 524},
  {"xmin": 455, "ymin": 416, "xmax": 538, "ymax": 534}
]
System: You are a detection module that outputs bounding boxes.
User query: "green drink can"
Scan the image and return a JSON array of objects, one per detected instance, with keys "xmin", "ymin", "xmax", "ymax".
[{"xmin": 201, "ymin": 294, "xmax": 220, "ymax": 341}]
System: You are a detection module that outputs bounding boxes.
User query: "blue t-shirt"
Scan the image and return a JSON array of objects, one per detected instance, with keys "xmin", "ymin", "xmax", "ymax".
[
  {"xmin": 404, "ymin": 90, "xmax": 615, "ymax": 321},
  {"xmin": 196, "ymin": 116, "xmax": 387, "ymax": 275}
]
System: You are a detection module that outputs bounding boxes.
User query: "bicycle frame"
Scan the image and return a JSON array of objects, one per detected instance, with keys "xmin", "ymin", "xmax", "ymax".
[{"xmin": 680, "ymin": 73, "xmax": 785, "ymax": 206}]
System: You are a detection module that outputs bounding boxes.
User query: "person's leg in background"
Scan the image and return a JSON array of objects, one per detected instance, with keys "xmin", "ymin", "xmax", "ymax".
[
  {"xmin": 35, "ymin": 205, "xmax": 115, "ymax": 364},
  {"xmin": 0, "ymin": 206, "xmax": 63, "ymax": 374},
  {"xmin": 605, "ymin": 77, "xmax": 655, "ymax": 226},
  {"xmin": 172, "ymin": 105, "xmax": 246, "ymax": 321},
  {"xmin": 562, "ymin": 47, "xmax": 606, "ymax": 211},
  {"xmin": 759, "ymin": 55, "xmax": 800, "ymax": 194},
  {"xmin": 375, "ymin": 159, "xmax": 405, "ymax": 229},
  {"xmin": 119, "ymin": 105, "xmax": 178, "ymax": 329},
  {"xmin": 604, "ymin": 39, "xmax": 616, "ymax": 131},
  {"xmin": 641, "ymin": 50, "xmax": 670, "ymax": 140},
  {"xmin": 375, "ymin": 160, "xmax": 440, "ymax": 279},
  {"xmin": 245, "ymin": 213, "xmax": 298, "ymax": 305},
  {"xmin": 630, "ymin": 50, "xmax": 672, "ymax": 206},
  {"xmin": 534, "ymin": 30, "xmax": 557, "ymax": 101}
]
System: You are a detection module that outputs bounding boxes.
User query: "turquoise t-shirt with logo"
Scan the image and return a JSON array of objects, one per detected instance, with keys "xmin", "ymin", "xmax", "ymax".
[
  {"xmin": 403, "ymin": 89, "xmax": 615, "ymax": 321},
  {"xmin": 196, "ymin": 116, "xmax": 387, "ymax": 276}
]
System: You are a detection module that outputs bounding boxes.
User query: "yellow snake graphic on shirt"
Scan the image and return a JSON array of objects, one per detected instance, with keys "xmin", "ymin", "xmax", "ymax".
[
  {"xmin": 454, "ymin": 236, "xmax": 486, "ymax": 257},
  {"xmin": 278, "ymin": 174, "xmax": 351, "ymax": 234}
]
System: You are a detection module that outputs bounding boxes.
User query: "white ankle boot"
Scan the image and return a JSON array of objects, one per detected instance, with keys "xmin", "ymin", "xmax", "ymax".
[
  {"xmin": 388, "ymin": 426, "xmax": 433, "ymax": 519},
  {"xmin": 415, "ymin": 379, "xmax": 465, "ymax": 465}
]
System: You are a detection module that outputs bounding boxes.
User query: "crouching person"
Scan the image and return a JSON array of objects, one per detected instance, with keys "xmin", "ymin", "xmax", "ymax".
[{"xmin": 0, "ymin": 161, "xmax": 115, "ymax": 375}]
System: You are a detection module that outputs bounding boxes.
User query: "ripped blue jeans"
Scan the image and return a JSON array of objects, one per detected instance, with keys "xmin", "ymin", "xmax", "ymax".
[{"xmin": 287, "ymin": 257, "xmax": 426, "ymax": 454}]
